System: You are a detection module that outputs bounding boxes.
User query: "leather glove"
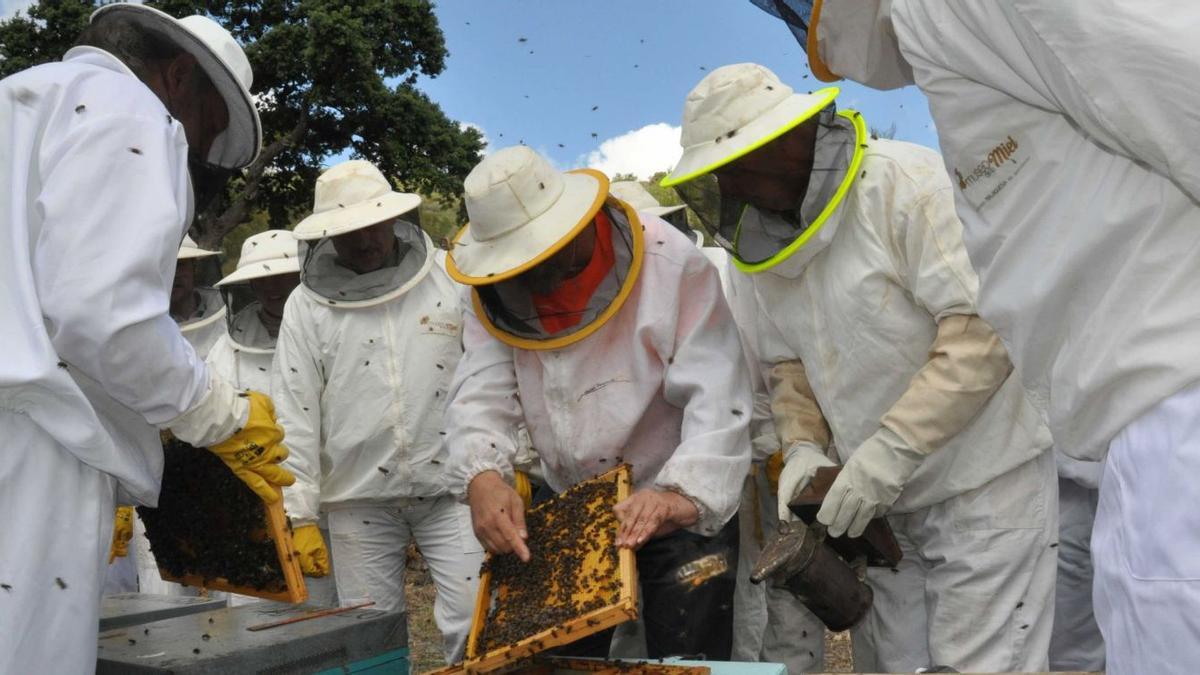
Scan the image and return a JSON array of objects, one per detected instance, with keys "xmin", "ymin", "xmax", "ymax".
[
  {"xmin": 108, "ymin": 506, "xmax": 134, "ymax": 564},
  {"xmin": 514, "ymin": 470, "xmax": 534, "ymax": 510},
  {"xmin": 776, "ymin": 442, "xmax": 837, "ymax": 521},
  {"xmin": 817, "ymin": 427, "xmax": 924, "ymax": 538},
  {"xmin": 292, "ymin": 524, "xmax": 330, "ymax": 577},
  {"xmin": 207, "ymin": 392, "xmax": 296, "ymax": 504}
]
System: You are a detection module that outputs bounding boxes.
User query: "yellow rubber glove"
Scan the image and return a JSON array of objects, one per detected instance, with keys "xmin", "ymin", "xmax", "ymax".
[
  {"xmin": 292, "ymin": 524, "xmax": 330, "ymax": 577},
  {"xmin": 108, "ymin": 506, "xmax": 134, "ymax": 564},
  {"xmin": 207, "ymin": 392, "xmax": 295, "ymax": 504},
  {"xmin": 514, "ymin": 470, "xmax": 534, "ymax": 509}
]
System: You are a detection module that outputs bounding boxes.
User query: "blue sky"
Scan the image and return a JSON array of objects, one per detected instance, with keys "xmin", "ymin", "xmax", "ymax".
[
  {"xmin": 0, "ymin": 0, "xmax": 35, "ymax": 20},
  {"xmin": 417, "ymin": 0, "xmax": 937, "ymax": 178},
  {"xmin": 0, "ymin": 0, "xmax": 938, "ymax": 179}
]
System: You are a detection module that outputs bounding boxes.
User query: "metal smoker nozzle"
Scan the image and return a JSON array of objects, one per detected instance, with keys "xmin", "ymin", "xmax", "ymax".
[{"xmin": 750, "ymin": 520, "xmax": 817, "ymax": 585}]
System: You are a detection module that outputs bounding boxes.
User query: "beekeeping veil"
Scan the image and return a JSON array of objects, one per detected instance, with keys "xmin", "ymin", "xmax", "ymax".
[
  {"xmin": 446, "ymin": 146, "xmax": 644, "ymax": 351},
  {"xmin": 292, "ymin": 160, "xmax": 433, "ymax": 309}
]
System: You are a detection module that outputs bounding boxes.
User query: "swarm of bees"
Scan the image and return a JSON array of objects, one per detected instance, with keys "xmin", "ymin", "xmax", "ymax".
[
  {"xmin": 137, "ymin": 437, "xmax": 286, "ymax": 592},
  {"xmin": 478, "ymin": 477, "xmax": 622, "ymax": 652}
]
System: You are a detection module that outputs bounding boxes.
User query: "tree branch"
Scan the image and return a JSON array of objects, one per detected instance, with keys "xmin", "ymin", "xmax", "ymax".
[{"xmin": 198, "ymin": 109, "xmax": 309, "ymax": 247}]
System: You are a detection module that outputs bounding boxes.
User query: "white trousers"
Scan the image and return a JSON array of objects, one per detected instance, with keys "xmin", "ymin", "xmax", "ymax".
[
  {"xmin": 328, "ymin": 497, "xmax": 484, "ymax": 663},
  {"xmin": 732, "ymin": 470, "xmax": 825, "ymax": 673},
  {"xmin": 852, "ymin": 450, "xmax": 1058, "ymax": 673},
  {"xmin": 103, "ymin": 548, "xmax": 138, "ymax": 594},
  {"xmin": 1050, "ymin": 476, "xmax": 1104, "ymax": 671},
  {"xmin": 0, "ymin": 410, "xmax": 116, "ymax": 674},
  {"xmin": 299, "ymin": 522, "xmax": 339, "ymax": 607},
  {"xmin": 1094, "ymin": 380, "xmax": 1200, "ymax": 675}
]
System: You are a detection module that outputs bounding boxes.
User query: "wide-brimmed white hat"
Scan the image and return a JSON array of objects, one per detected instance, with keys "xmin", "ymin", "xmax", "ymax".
[
  {"xmin": 90, "ymin": 4, "xmax": 262, "ymax": 170},
  {"xmin": 292, "ymin": 160, "xmax": 422, "ymax": 241},
  {"xmin": 447, "ymin": 146, "xmax": 608, "ymax": 285},
  {"xmin": 217, "ymin": 230, "xmax": 300, "ymax": 286},
  {"xmin": 178, "ymin": 234, "xmax": 219, "ymax": 260},
  {"xmin": 660, "ymin": 63, "xmax": 838, "ymax": 187},
  {"xmin": 609, "ymin": 181, "xmax": 687, "ymax": 218}
]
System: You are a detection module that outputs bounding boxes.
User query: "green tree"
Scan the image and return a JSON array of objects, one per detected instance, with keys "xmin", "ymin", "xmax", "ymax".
[
  {"xmin": 0, "ymin": 0, "xmax": 483, "ymax": 248},
  {"xmin": 644, "ymin": 171, "xmax": 684, "ymax": 209},
  {"xmin": 610, "ymin": 172, "xmax": 639, "ymax": 183}
]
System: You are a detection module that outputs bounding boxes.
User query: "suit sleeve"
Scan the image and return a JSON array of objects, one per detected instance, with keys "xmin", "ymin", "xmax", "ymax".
[
  {"xmin": 877, "ymin": 163, "xmax": 1012, "ymax": 456},
  {"xmin": 34, "ymin": 112, "xmax": 208, "ymax": 424},
  {"xmin": 444, "ymin": 300, "xmax": 526, "ymax": 496},
  {"xmin": 271, "ymin": 297, "xmax": 325, "ymax": 526},
  {"xmin": 656, "ymin": 254, "xmax": 753, "ymax": 536}
]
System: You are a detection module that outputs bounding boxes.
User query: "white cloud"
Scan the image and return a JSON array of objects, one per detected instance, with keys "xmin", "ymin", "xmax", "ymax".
[
  {"xmin": 581, "ymin": 123, "xmax": 682, "ymax": 180},
  {"xmin": 459, "ymin": 121, "xmax": 490, "ymax": 155}
]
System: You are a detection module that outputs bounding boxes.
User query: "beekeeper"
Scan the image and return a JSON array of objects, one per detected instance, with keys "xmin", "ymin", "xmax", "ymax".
[
  {"xmin": 272, "ymin": 159, "xmax": 480, "ymax": 662},
  {"xmin": 173, "ymin": 235, "xmax": 228, "ymax": 359},
  {"xmin": 204, "ymin": 229, "xmax": 340, "ymax": 606},
  {"xmin": 755, "ymin": 3, "xmax": 1200, "ymax": 671},
  {"xmin": 208, "ymin": 230, "xmax": 300, "ymax": 392},
  {"xmin": 662, "ymin": 63, "xmax": 1058, "ymax": 673},
  {"xmin": 444, "ymin": 146, "xmax": 751, "ymax": 660},
  {"xmin": 0, "ymin": 4, "xmax": 293, "ymax": 673}
]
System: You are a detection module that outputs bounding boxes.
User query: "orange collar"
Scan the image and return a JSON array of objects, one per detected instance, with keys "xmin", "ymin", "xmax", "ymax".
[{"xmin": 531, "ymin": 209, "xmax": 616, "ymax": 334}]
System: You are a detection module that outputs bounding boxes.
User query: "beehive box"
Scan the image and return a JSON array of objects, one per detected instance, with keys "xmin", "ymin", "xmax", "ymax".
[
  {"xmin": 463, "ymin": 465, "xmax": 637, "ymax": 673},
  {"xmin": 136, "ymin": 434, "xmax": 306, "ymax": 603},
  {"xmin": 96, "ymin": 600, "xmax": 407, "ymax": 674},
  {"xmin": 513, "ymin": 658, "xmax": 711, "ymax": 675}
]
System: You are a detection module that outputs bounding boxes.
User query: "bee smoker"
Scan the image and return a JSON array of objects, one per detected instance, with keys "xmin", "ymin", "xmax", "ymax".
[{"xmin": 750, "ymin": 466, "xmax": 902, "ymax": 632}]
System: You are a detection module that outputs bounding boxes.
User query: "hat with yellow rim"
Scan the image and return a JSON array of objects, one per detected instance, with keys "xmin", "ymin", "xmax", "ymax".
[
  {"xmin": 660, "ymin": 63, "xmax": 839, "ymax": 187},
  {"xmin": 446, "ymin": 146, "xmax": 610, "ymax": 285}
]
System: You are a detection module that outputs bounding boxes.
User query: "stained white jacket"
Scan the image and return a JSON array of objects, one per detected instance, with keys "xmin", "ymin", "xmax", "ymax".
[
  {"xmin": 728, "ymin": 139, "xmax": 1052, "ymax": 512},
  {"xmin": 272, "ymin": 243, "xmax": 464, "ymax": 526},
  {"xmin": 445, "ymin": 215, "xmax": 752, "ymax": 536},
  {"xmin": 889, "ymin": 0, "xmax": 1200, "ymax": 461},
  {"xmin": 0, "ymin": 47, "xmax": 207, "ymax": 505}
]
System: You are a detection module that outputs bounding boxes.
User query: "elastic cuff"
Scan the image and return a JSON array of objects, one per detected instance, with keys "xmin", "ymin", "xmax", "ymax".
[
  {"xmin": 165, "ymin": 370, "xmax": 249, "ymax": 447},
  {"xmin": 459, "ymin": 460, "xmax": 512, "ymax": 502},
  {"xmin": 661, "ymin": 486, "xmax": 722, "ymax": 537}
]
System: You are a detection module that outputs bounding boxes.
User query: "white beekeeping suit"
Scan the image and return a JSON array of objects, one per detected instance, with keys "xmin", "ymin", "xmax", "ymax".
[
  {"xmin": 273, "ymin": 160, "xmax": 480, "ymax": 662},
  {"xmin": 775, "ymin": 2, "xmax": 1200, "ymax": 671},
  {"xmin": 663, "ymin": 63, "xmax": 1057, "ymax": 673},
  {"xmin": 0, "ymin": 5, "xmax": 293, "ymax": 673}
]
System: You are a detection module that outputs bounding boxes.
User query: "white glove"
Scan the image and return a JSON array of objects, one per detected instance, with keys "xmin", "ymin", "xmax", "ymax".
[
  {"xmin": 776, "ymin": 442, "xmax": 837, "ymax": 521},
  {"xmin": 817, "ymin": 426, "xmax": 925, "ymax": 538}
]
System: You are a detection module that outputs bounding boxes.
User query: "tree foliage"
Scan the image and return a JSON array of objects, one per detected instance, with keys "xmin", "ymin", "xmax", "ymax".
[{"xmin": 0, "ymin": 0, "xmax": 483, "ymax": 248}]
